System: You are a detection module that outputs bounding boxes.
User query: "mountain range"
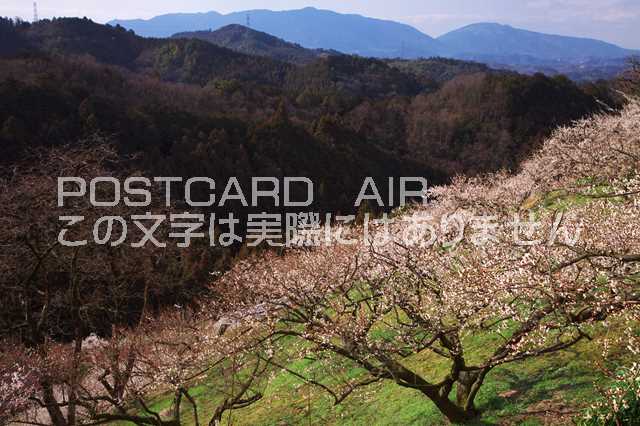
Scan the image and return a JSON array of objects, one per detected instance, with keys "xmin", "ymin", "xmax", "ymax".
[
  {"xmin": 111, "ymin": 8, "xmax": 444, "ymax": 58},
  {"xmin": 109, "ymin": 8, "xmax": 638, "ymax": 63}
]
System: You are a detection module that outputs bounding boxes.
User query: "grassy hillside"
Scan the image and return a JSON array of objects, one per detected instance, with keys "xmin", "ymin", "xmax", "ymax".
[{"xmin": 143, "ymin": 322, "xmax": 632, "ymax": 425}]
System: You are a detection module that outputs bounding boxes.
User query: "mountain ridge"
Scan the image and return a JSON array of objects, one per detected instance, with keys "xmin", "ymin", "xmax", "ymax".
[
  {"xmin": 108, "ymin": 8, "xmax": 638, "ymax": 81},
  {"xmin": 172, "ymin": 24, "xmax": 339, "ymax": 64},
  {"xmin": 109, "ymin": 7, "xmax": 445, "ymax": 58}
]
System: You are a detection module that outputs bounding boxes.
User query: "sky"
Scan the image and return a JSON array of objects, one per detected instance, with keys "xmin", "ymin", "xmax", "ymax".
[{"xmin": 3, "ymin": 0, "xmax": 640, "ymax": 48}]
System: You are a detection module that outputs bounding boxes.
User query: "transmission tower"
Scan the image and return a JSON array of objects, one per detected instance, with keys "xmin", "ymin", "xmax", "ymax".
[
  {"xmin": 33, "ymin": 1, "xmax": 38, "ymax": 23},
  {"xmin": 246, "ymin": 13, "xmax": 251, "ymax": 28}
]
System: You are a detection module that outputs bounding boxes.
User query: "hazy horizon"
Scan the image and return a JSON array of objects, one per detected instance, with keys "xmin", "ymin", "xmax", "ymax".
[{"xmin": 2, "ymin": 1, "xmax": 640, "ymax": 49}]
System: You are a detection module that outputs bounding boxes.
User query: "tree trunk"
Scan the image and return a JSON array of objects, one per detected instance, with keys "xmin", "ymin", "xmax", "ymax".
[
  {"xmin": 428, "ymin": 393, "xmax": 479, "ymax": 424},
  {"xmin": 172, "ymin": 389, "xmax": 182, "ymax": 425},
  {"xmin": 208, "ymin": 410, "xmax": 223, "ymax": 426},
  {"xmin": 41, "ymin": 380, "xmax": 67, "ymax": 426},
  {"xmin": 383, "ymin": 357, "xmax": 481, "ymax": 424},
  {"xmin": 455, "ymin": 371, "xmax": 479, "ymax": 415},
  {"xmin": 67, "ymin": 332, "xmax": 83, "ymax": 426}
]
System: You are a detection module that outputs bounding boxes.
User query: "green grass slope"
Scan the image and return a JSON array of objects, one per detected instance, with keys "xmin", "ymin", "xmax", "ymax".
[{"xmin": 138, "ymin": 321, "xmax": 633, "ymax": 425}]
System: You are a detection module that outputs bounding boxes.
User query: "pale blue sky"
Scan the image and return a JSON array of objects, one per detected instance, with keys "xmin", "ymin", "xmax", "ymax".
[{"xmin": 3, "ymin": 0, "xmax": 639, "ymax": 48}]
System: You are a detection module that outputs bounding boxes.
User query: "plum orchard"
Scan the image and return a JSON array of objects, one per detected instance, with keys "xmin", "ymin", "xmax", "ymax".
[
  {"xmin": 1, "ymin": 312, "xmax": 272, "ymax": 426},
  {"xmin": 218, "ymin": 101, "xmax": 640, "ymax": 423},
  {"xmin": 2, "ymin": 101, "xmax": 638, "ymax": 424}
]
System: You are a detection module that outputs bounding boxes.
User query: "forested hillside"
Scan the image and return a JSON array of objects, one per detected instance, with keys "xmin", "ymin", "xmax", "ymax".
[
  {"xmin": 173, "ymin": 25, "xmax": 337, "ymax": 65},
  {"xmin": 2, "ymin": 18, "xmax": 620, "ymax": 184},
  {"xmin": 0, "ymin": 16, "xmax": 624, "ymax": 337}
]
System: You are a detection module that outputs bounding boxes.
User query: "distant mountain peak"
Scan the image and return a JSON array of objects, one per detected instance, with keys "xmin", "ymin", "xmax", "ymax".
[
  {"xmin": 172, "ymin": 24, "xmax": 298, "ymax": 47},
  {"xmin": 461, "ymin": 22, "xmax": 510, "ymax": 28},
  {"xmin": 206, "ymin": 24, "xmax": 272, "ymax": 41},
  {"xmin": 438, "ymin": 22, "xmax": 634, "ymax": 60},
  {"xmin": 219, "ymin": 23, "xmax": 249, "ymax": 30}
]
